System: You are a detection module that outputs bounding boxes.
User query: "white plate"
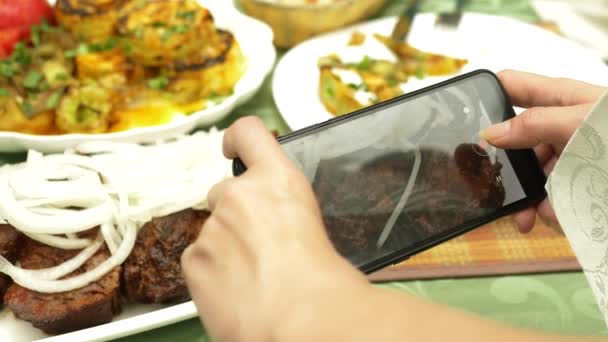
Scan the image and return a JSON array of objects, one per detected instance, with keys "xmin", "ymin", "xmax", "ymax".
[
  {"xmin": 0, "ymin": 2, "xmax": 270, "ymax": 341},
  {"xmin": 273, "ymin": 13, "xmax": 608, "ymax": 131},
  {"xmin": 1, "ymin": 301, "xmax": 197, "ymax": 342},
  {"xmin": 0, "ymin": 1, "xmax": 276, "ymax": 153}
]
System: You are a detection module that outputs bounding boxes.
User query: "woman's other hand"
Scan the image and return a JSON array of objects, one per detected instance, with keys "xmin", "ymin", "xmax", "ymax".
[{"xmin": 481, "ymin": 70, "xmax": 606, "ymax": 233}]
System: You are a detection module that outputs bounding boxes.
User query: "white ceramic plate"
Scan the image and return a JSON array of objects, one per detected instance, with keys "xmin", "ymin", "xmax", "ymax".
[
  {"xmin": 0, "ymin": 301, "xmax": 197, "ymax": 342},
  {"xmin": 0, "ymin": 1, "xmax": 276, "ymax": 153},
  {"xmin": 273, "ymin": 13, "xmax": 608, "ymax": 131},
  {"xmin": 0, "ymin": 2, "xmax": 271, "ymax": 341}
]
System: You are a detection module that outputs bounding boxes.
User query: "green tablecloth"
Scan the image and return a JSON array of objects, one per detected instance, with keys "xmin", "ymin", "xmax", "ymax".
[{"xmin": 1, "ymin": 0, "xmax": 605, "ymax": 340}]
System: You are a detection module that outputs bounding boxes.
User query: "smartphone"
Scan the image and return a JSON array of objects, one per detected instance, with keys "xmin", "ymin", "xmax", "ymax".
[{"xmin": 233, "ymin": 70, "xmax": 546, "ymax": 274}]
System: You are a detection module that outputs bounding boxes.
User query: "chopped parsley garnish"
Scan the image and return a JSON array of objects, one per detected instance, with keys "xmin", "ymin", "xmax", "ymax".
[
  {"xmin": 347, "ymin": 83, "xmax": 369, "ymax": 91},
  {"xmin": 0, "ymin": 62, "xmax": 14, "ymax": 77},
  {"xmin": 161, "ymin": 25, "xmax": 190, "ymax": 41},
  {"xmin": 65, "ymin": 38, "xmax": 117, "ymax": 58},
  {"xmin": 151, "ymin": 21, "xmax": 167, "ymax": 28},
  {"xmin": 31, "ymin": 26, "xmax": 41, "ymax": 47},
  {"xmin": 147, "ymin": 76, "xmax": 169, "ymax": 90},
  {"xmin": 0, "ymin": 88, "xmax": 9, "ymax": 97},
  {"xmin": 354, "ymin": 55, "xmax": 372, "ymax": 70},
  {"xmin": 415, "ymin": 67, "xmax": 425, "ymax": 79},
  {"xmin": 22, "ymin": 70, "xmax": 43, "ymax": 89},
  {"xmin": 176, "ymin": 10, "xmax": 196, "ymax": 21},
  {"xmin": 134, "ymin": 25, "xmax": 144, "ymax": 38},
  {"xmin": 40, "ymin": 19, "xmax": 51, "ymax": 32},
  {"xmin": 46, "ymin": 90, "xmax": 62, "ymax": 109},
  {"xmin": 55, "ymin": 72, "xmax": 69, "ymax": 81},
  {"xmin": 387, "ymin": 78, "xmax": 398, "ymax": 86},
  {"xmin": 21, "ymin": 101, "xmax": 34, "ymax": 117},
  {"xmin": 11, "ymin": 43, "xmax": 31, "ymax": 66}
]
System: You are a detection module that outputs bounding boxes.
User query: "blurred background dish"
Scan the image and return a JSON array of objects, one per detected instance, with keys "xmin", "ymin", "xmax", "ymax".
[
  {"xmin": 273, "ymin": 12, "xmax": 608, "ymax": 131},
  {"xmin": 240, "ymin": 0, "xmax": 386, "ymax": 47}
]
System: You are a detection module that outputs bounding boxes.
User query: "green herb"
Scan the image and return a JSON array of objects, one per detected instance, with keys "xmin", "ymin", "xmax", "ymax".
[
  {"xmin": 355, "ymin": 55, "xmax": 372, "ymax": 70},
  {"xmin": 161, "ymin": 25, "xmax": 190, "ymax": 41},
  {"xmin": 347, "ymin": 83, "xmax": 368, "ymax": 91},
  {"xmin": 415, "ymin": 67, "xmax": 424, "ymax": 80},
  {"xmin": 176, "ymin": 10, "xmax": 196, "ymax": 21},
  {"xmin": 11, "ymin": 43, "xmax": 31, "ymax": 65},
  {"xmin": 134, "ymin": 25, "xmax": 144, "ymax": 38},
  {"xmin": 387, "ymin": 78, "xmax": 398, "ymax": 87},
  {"xmin": 414, "ymin": 52, "xmax": 425, "ymax": 62},
  {"xmin": 161, "ymin": 30, "xmax": 172, "ymax": 42},
  {"xmin": 0, "ymin": 62, "xmax": 14, "ymax": 77},
  {"xmin": 21, "ymin": 101, "xmax": 34, "ymax": 117},
  {"xmin": 324, "ymin": 85, "xmax": 334, "ymax": 97},
  {"xmin": 64, "ymin": 43, "xmax": 90, "ymax": 58},
  {"xmin": 147, "ymin": 76, "xmax": 169, "ymax": 90},
  {"xmin": 151, "ymin": 21, "xmax": 167, "ymax": 28},
  {"xmin": 0, "ymin": 88, "xmax": 9, "ymax": 97},
  {"xmin": 23, "ymin": 70, "xmax": 43, "ymax": 89},
  {"xmin": 89, "ymin": 38, "xmax": 117, "ymax": 52},
  {"xmin": 39, "ymin": 82, "xmax": 50, "ymax": 92},
  {"xmin": 40, "ymin": 19, "xmax": 51, "ymax": 32},
  {"xmin": 46, "ymin": 90, "xmax": 62, "ymax": 109},
  {"xmin": 55, "ymin": 72, "xmax": 69, "ymax": 81},
  {"xmin": 31, "ymin": 26, "xmax": 41, "ymax": 47}
]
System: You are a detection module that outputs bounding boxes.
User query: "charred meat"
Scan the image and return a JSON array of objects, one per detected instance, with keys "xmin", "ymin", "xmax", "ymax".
[
  {"xmin": 0, "ymin": 225, "xmax": 21, "ymax": 303},
  {"xmin": 4, "ymin": 238, "xmax": 121, "ymax": 334},
  {"xmin": 123, "ymin": 209, "xmax": 209, "ymax": 303}
]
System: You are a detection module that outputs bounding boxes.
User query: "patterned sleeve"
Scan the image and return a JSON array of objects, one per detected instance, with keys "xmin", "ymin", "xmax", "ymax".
[{"xmin": 546, "ymin": 90, "xmax": 608, "ymax": 326}]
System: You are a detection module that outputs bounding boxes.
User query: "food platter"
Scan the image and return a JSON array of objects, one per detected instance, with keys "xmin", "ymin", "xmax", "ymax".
[
  {"xmin": 0, "ymin": 1, "xmax": 276, "ymax": 153},
  {"xmin": 273, "ymin": 12, "xmax": 608, "ymax": 130}
]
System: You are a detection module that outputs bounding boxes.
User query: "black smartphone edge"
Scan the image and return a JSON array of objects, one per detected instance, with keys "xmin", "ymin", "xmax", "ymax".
[{"xmin": 233, "ymin": 69, "xmax": 548, "ymax": 274}]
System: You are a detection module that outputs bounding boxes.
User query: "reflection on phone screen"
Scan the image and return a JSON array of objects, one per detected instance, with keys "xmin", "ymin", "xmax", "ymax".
[{"xmin": 281, "ymin": 72, "xmax": 526, "ymax": 268}]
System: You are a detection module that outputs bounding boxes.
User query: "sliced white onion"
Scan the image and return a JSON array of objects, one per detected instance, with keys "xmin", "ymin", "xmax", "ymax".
[
  {"xmin": 24, "ymin": 232, "xmax": 92, "ymax": 250},
  {"xmin": 0, "ymin": 129, "xmax": 229, "ymax": 292},
  {"xmin": 3, "ymin": 221, "xmax": 136, "ymax": 292},
  {"xmin": 0, "ymin": 235, "xmax": 103, "ymax": 281}
]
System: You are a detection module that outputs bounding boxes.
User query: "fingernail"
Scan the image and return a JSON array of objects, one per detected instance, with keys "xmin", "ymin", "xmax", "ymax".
[{"xmin": 479, "ymin": 120, "xmax": 511, "ymax": 141}]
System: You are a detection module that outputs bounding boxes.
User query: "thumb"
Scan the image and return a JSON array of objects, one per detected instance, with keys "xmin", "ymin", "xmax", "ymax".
[{"xmin": 479, "ymin": 104, "xmax": 590, "ymax": 152}]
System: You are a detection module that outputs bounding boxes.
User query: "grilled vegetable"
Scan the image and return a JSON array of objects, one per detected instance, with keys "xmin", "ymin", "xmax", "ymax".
[
  {"xmin": 117, "ymin": 0, "xmax": 221, "ymax": 66},
  {"xmin": 168, "ymin": 30, "xmax": 245, "ymax": 104},
  {"xmin": 55, "ymin": 82, "xmax": 112, "ymax": 133},
  {"xmin": 0, "ymin": 95, "xmax": 56, "ymax": 134},
  {"xmin": 55, "ymin": 0, "xmax": 134, "ymax": 43}
]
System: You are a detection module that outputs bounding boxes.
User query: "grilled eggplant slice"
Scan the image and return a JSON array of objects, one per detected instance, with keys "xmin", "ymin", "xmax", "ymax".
[
  {"xmin": 117, "ymin": 0, "xmax": 222, "ymax": 66},
  {"xmin": 168, "ymin": 30, "xmax": 245, "ymax": 104},
  {"xmin": 55, "ymin": 0, "xmax": 135, "ymax": 43}
]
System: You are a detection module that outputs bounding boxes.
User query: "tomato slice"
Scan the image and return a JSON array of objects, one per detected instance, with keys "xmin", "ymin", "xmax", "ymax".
[
  {"xmin": 0, "ymin": 26, "xmax": 29, "ymax": 58},
  {"xmin": 0, "ymin": 0, "xmax": 53, "ymax": 29}
]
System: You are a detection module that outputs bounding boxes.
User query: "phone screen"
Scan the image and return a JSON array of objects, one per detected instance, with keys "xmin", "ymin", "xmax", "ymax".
[{"xmin": 278, "ymin": 71, "xmax": 544, "ymax": 272}]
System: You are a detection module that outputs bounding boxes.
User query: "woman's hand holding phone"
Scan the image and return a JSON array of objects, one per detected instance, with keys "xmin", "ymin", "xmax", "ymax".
[
  {"xmin": 481, "ymin": 70, "xmax": 607, "ymax": 233},
  {"xmin": 181, "ymin": 116, "xmax": 369, "ymax": 341}
]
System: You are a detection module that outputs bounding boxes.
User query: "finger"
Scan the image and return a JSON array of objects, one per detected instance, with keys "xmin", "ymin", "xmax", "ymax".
[
  {"xmin": 533, "ymin": 144, "xmax": 554, "ymax": 165},
  {"xmin": 512, "ymin": 207, "xmax": 536, "ymax": 234},
  {"xmin": 497, "ymin": 70, "xmax": 606, "ymax": 108},
  {"xmin": 537, "ymin": 199, "xmax": 558, "ymax": 227},
  {"xmin": 543, "ymin": 155, "xmax": 559, "ymax": 176},
  {"xmin": 480, "ymin": 104, "xmax": 589, "ymax": 151},
  {"xmin": 207, "ymin": 178, "xmax": 232, "ymax": 212},
  {"xmin": 222, "ymin": 116, "xmax": 287, "ymax": 169}
]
